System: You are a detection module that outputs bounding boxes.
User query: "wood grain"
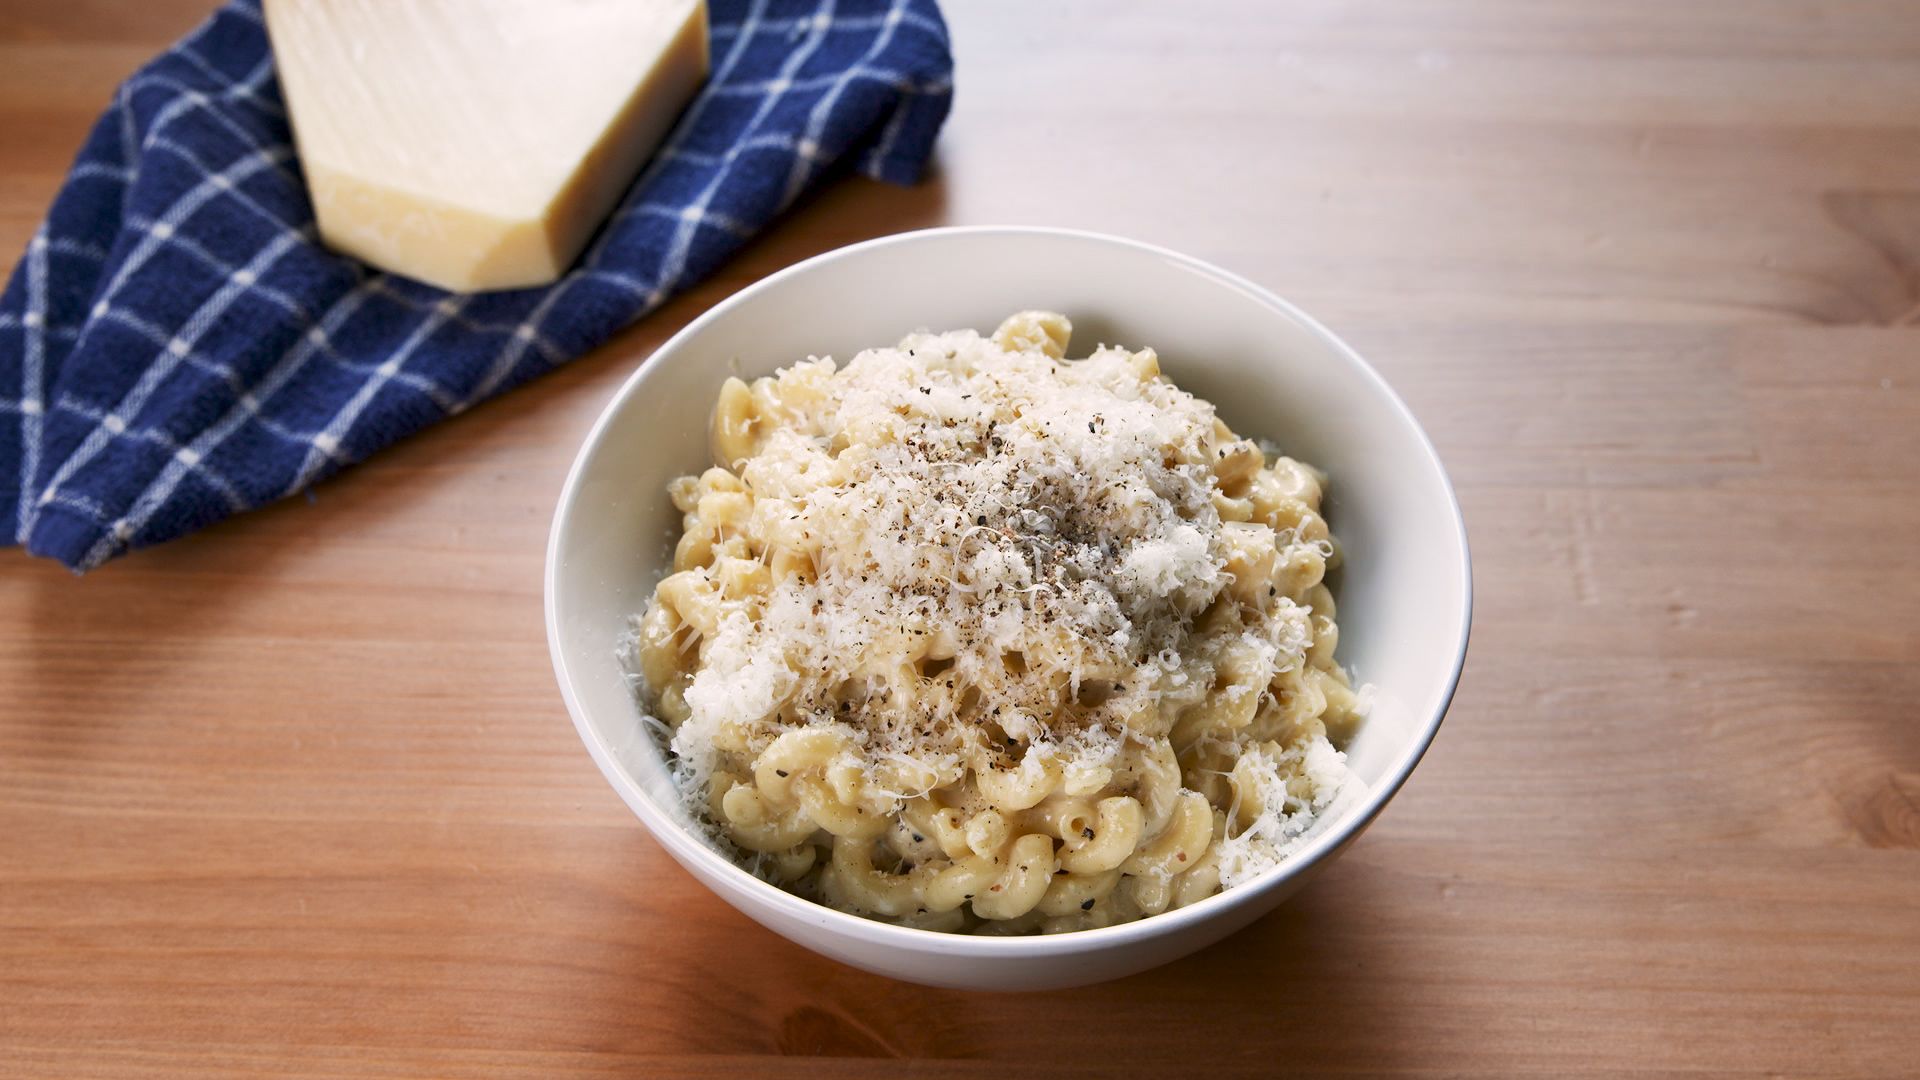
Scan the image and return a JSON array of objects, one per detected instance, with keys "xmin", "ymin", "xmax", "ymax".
[{"xmin": 3, "ymin": 1, "xmax": 1918, "ymax": 1076}]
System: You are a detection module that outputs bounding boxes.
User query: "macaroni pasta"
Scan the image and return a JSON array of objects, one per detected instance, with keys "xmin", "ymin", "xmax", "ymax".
[{"xmin": 628, "ymin": 312, "xmax": 1364, "ymax": 933}]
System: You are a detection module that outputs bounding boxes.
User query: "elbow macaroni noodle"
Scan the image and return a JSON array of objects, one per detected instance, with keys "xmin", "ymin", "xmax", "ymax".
[{"xmin": 628, "ymin": 312, "xmax": 1365, "ymax": 933}]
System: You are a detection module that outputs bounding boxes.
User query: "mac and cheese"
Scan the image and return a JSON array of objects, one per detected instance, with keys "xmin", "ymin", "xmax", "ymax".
[{"xmin": 627, "ymin": 312, "xmax": 1365, "ymax": 933}]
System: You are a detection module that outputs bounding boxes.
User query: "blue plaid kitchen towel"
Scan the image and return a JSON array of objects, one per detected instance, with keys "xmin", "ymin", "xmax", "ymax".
[{"xmin": 0, "ymin": 0, "xmax": 952, "ymax": 572}]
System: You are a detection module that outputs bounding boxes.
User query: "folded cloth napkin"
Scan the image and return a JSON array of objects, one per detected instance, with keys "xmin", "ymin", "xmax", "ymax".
[{"xmin": 0, "ymin": 0, "xmax": 952, "ymax": 572}]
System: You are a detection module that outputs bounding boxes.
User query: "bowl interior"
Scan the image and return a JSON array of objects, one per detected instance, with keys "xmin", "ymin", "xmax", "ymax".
[{"xmin": 548, "ymin": 227, "xmax": 1469, "ymax": 929}]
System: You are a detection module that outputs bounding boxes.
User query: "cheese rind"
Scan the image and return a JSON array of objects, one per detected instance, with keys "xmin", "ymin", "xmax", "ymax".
[{"xmin": 264, "ymin": 0, "xmax": 709, "ymax": 292}]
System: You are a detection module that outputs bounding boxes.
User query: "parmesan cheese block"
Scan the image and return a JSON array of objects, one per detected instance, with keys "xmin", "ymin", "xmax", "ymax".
[{"xmin": 263, "ymin": 0, "xmax": 708, "ymax": 292}]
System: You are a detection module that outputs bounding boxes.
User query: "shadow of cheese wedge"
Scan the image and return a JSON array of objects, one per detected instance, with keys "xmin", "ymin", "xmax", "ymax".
[{"xmin": 263, "ymin": 0, "xmax": 709, "ymax": 293}]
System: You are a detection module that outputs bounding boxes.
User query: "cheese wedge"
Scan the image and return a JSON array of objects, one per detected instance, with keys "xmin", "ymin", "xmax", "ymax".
[{"xmin": 264, "ymin": 0, "xmax": 708, "ymax": 292}]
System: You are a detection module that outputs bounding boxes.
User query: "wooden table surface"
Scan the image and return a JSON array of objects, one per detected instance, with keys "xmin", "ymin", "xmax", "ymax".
[{"xmin": 4, "ymin": 1, "xmax": 1918, "ymax": 1076}]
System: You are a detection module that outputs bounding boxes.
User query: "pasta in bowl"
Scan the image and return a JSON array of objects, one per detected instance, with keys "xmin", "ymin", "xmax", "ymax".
[
  {"xmin": 546, "ymin": 226, "xmax": 1470, "ymax": 989},
  {"xmin": 629, "ymin": 311, "xmax": 1369, "ymax": 934}
]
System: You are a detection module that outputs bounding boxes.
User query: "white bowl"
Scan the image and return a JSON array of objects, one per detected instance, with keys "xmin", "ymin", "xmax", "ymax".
[{"xmin": 546, "ymin": 226, "xmax": 1471, "ymax": 991}]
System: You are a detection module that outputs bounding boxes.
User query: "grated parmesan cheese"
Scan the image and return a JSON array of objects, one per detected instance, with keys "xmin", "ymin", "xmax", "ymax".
[{"xmin": 665, "ymin": 326, "xmax": 1249, "ymax": 787}]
